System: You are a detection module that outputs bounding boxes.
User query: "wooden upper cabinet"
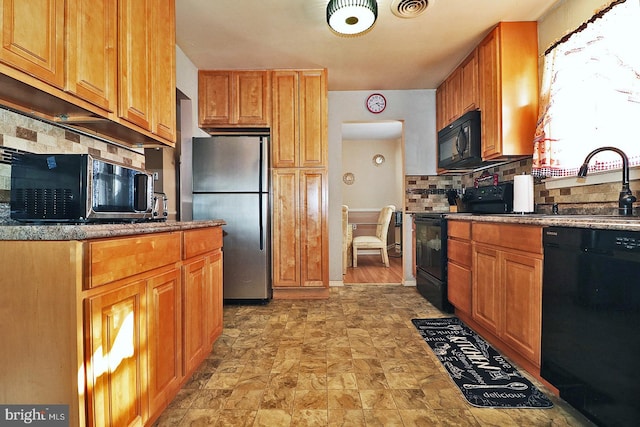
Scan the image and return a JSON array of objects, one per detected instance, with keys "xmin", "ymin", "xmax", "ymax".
[
  {"xmin": 66, "ymin": 0, "xmax": 117, "ymax": 112},
  {"xmin": 0, "ymin": 0, "xmax": 65, "ymax": 88},
  {"xmin": 478, "ymin": 22, "xmax": 538, "ymax": 160},
  {"xmin": 299, "ymin": 70, "xmax": 327, "ymax": 168},
  {"xmin": 460, "ymin": 49, "xmax": 479, "ymax": 114},
  {"xmin": 271, "ymin": 70, "xmax": 299, "ymax": 168},
  {"xmin": 198, "ymin": 70, "xmax": 270, "ymax": 127},
  {"xmin": 435, "ymin": 82, "xmax": 446, "ymax": 132},
  {"xmin": 150, "ymin": 0, "xmax": 177, "ymax": 141},
  {"xmin": 118, "ymin": 0, "xmax": 152, "ymax": 131},
  {"xmin": 271, "ymin": 69, "xmax": 327, "ymax": 168},
  {"xmin": 435, "ymin": 48, "xmax": 476, "ymax": 131}
]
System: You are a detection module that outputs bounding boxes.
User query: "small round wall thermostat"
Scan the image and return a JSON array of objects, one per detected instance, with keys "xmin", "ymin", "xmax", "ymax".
[{"xmin": 366, "ymin": 93, "xmax": 386, "ymax": 113}]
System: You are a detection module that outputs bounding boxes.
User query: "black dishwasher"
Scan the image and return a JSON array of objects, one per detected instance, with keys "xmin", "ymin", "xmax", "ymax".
[{"xmin": 541, "ymin": 227, "xmax": 640, "ymax": 427}]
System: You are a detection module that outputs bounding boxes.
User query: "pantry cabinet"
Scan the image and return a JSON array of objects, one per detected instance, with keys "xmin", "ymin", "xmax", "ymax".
[
  {"xmin": 478, "ymin": 22, "xmax": 538, "ymax": 160},
  {"xmin": 270, "ymin": 69, "xmax": 328, "ymax": 298},
  {"xmin": 470, "ymin": 222, "xmax": 543, "ymax": 367},
  {"xmin": 198, "ymin": 70, "xmax": 271, "ymax": 127},
  {"xmin": 0, "ymin": 0, "xmax": 65, "ymax": 88},
  {"xmin": 272, "ymin": 168, "xmax": 328, "ymax": 296}
]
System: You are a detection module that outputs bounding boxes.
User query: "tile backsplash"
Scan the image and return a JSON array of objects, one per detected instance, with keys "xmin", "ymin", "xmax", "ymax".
[
  {"xmin": 0, "ymin": 107, "xmax": 146, "ymax": 220},
  {"xmin": 407, "ymin": 157, "xmax": 640, "ymax": 215}
]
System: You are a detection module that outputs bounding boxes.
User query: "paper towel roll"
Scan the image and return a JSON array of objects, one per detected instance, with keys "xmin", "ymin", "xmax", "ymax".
[{"xmin": 513, "ymin": 174, "xmax": 534, "ymax": 213}]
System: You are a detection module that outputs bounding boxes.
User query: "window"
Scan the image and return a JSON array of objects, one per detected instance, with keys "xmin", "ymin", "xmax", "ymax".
[{"xmin": 532, "ymin": 0, "xmax": 640, "ymax": 178}]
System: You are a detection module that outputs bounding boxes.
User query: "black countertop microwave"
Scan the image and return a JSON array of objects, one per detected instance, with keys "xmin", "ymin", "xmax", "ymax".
[{"xmin": 437, "ymin": 110, "xmax": 483, "ymax": 170}]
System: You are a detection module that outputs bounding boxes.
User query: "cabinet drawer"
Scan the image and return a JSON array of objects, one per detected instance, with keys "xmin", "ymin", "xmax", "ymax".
[
  {"xmin": 88, "ymin": 232, "xmax": 181, "ymax": 288},
  {"xmin": 183, "ymin": 227, "xmax": 223, "ymax": 259},
  {"xmin": 448, "ymin": 239, "xmax": 471, "ymax": 267},
  {"xmin": 448, "ymin": 220, "xmax": 471, "ymax": 239},
  {"xmin": 448, "ymin": 262, "xmax": 471, "ymax": 314},
  {"xmin": 472, "ymin": 222, "xmax": 542, "ymax": 254}
]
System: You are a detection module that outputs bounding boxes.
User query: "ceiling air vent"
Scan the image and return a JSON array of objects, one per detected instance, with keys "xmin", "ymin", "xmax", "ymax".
[{"xmin": 390, "ymin": 0, "xmax": 429, "ymax": 18}]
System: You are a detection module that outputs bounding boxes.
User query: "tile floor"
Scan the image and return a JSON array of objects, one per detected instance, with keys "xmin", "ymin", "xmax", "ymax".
[{"xmin": 155, "ymin": 285, "xmax": 593, "ymax": 426}]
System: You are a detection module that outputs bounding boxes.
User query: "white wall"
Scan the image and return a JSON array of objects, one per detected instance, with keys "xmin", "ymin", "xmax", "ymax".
[
  {"xmin": 342, "ymin": 138, "xmax": 404, "ymax": 210},
  {"xmin": 328, "ymin": 89, "xmax": 435, "ymax": 285},
  {"xmin": 538, "ymin": 0, "xmax": 614, "ymax": 53},
  {"xmin": 176, "ymin": 46, "xmax": 208, "ymax": 220}
]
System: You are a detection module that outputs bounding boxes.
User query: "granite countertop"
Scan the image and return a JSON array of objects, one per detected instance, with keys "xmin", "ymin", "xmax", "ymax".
[
  {"xmin": 442, "ymin": 213, "xmax": 640, "ymax": 231},
  {"xmin": 0, "ymin": 219, "xmax": 226, "ymax": 241}
]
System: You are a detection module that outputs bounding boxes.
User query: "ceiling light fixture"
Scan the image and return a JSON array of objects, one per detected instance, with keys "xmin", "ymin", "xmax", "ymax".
[{"xmin": 326, "ymin": 0, "xmax": 378, "ymax": 36}]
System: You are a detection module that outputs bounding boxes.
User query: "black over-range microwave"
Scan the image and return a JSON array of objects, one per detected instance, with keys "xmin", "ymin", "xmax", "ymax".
[
  {"xmin": 437, "ymin": 110, "xmax": 483, "ymax": 170},
  {"xmin": 10, "ymin": 153, "xmax": 154, "ymax": 223}
]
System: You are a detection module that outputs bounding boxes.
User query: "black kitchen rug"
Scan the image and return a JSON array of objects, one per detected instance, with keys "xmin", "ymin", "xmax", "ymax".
[{"xmin": 412, "ymin": 317, "xmax": 553, "ymax": 409}]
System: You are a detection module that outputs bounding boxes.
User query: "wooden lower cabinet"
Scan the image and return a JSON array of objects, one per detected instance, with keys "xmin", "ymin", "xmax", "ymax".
[
  {"xmin": 86, "ymin": 279, "xmax": 148, "ymax": 427},
  {"xmin": 469, "ymin": 222, "xmax": 543, "ymax": 369},
  {"xmin": 147, "ymin": 269, "xmax": 182, "ymax": 420},
  {"xmin": 0, "ymin": 226, "xmax": 223, "ymax": 427},
  {"xmin": 449, "ymin": 221, "xmax": 544, "ymax": 378},
  {"xmin": 272, "ymin": 168, "xmax": 328, "ymax": 297},
  {"xmin": 182, "ymin": 257, "xmax": 208, "ymax": 374},
  {"xmin": 447, "ymin": 220, "xmax": 472, "ymax": 314}
]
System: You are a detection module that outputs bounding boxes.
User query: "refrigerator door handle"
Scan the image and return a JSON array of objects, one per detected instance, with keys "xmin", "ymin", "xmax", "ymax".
[
  {"xmin": 259, "ymin": 193, "xmax": 264, "ymax": 250},
  {"xmin": 259, "ymin": 137, "xmax": 264, "ymax": 251}
]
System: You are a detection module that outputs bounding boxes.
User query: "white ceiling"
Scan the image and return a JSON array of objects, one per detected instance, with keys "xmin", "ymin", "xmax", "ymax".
[{"xmin": 175, "ymin": 0, "xmax": 560, "ymax": 92}]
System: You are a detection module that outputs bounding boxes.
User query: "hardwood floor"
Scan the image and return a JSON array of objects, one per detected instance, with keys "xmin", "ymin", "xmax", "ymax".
[{"xmin": 343, "ymin": 252, "xmax": 403, "ymax": 284}]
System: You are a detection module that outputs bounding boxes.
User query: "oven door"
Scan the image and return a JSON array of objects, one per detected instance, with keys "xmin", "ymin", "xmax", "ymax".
[{"xmin": 414, "ymin": 215, "xmax": 453, "ymax": 312}]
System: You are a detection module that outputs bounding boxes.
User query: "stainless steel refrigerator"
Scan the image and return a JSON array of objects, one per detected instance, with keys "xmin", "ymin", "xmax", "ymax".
[{"xmin": 192, "ymin": 136, "xmax": 271, "ymax": 302}]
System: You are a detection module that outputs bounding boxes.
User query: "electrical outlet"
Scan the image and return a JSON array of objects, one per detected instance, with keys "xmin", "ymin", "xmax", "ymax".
[{"xmin": 153, "ymin": 172, "xmax": 159, "ymax": 181}]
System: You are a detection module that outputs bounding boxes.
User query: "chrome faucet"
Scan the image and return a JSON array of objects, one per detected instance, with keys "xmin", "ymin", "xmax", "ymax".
[{"xmin": 577, "ymin": 146, "xmax": 637, "ymax": 216}]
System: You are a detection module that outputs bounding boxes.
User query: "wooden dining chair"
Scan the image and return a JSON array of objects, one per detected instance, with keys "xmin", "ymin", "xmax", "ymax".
[{"xmin": 352, "ymin": 205, "xmax": 396, "ymax": 267}]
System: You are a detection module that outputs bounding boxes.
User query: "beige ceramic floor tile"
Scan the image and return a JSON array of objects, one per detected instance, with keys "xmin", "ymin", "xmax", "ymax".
[{"xmin": 156, "ymin": 285, "xmax": 593, "ymax": 427}]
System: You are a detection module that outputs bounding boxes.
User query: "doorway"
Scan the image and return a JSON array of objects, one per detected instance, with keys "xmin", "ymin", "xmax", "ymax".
[{"xmin": 341, "ymin": 120, "xmax": 404, "ymax": 284}]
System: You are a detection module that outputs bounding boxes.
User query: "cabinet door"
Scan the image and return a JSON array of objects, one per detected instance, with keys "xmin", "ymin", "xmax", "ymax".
[
  {"xmin": 118, "ymin": 0, "xmax": 152, "ymax": 131},
  {"xmin": 206, "ymin": 250, "xmax": 223, "ymax": 342},
  {"xmin": 299, "ymin": 169, "xmax": 327, "ymax": 287},
  {"xmin": 182, "ymin": 257, "xmax": 208, "ymax": 374},
  {"xmin": 271, "ymin": 168, "xmax": 300, "ymax": 287},
  {"xmin": 147, "ymin": 269, "xmax": 182, "ymax": 419},
  {"xmin": 299, "ymin": 70, "xmax": 327, "ymax": 167},
  {"xmin": 472, "ymin": 243, "xmax": 500, "ymax": 335},
  {"xmin": 66, "ymin": 0, "xmax": 117, "ymax": 112},
  {"xmin": 150, "ymin": 0, "xmax": 176, "ymax": 141},
  {"xmin": 271, "ymin": 71, "xmax": 299, "ymax": 168},
  {"xmin": 198, "ymin": 71, "xmax": 232, "ymax": 125},
  {"xmin": 448, "ymin": 262, "xmax": 472, "ymax": 315},
  {"xmin": 234, "ymin": 71, "xmax": 270, "ymax": 125},
  {"xmin": 478, "ymin": 26, "xmax": 501, "ymax": 159},
  {"xmin": 445, "ymin": 68, "xmax": 462, "ymax": 123},
  {"xmin": 0, "ymin": 0, "xmax": 64, "ymax": 88},
  {"xmin": 86, "ymin": 280, "xmax": 148, "ymax": 427},
  {"xmin": 435, "ymin": 84, "xmax": 446, "ymax": 132},
  {"xmin": 501, "ymin": 251, "xmax": 542, "ymax": 365},
  {"xmin": 461, "ymin": 49, "xmax": 478, "ymax": 113}
]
